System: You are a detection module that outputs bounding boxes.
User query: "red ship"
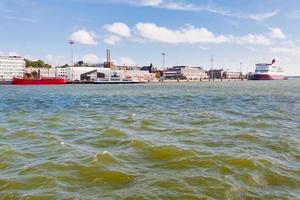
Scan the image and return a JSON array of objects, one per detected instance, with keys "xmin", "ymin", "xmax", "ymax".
[{"xmin": 12, "ymin": 77, "xmax": 67, "ymax": 85}]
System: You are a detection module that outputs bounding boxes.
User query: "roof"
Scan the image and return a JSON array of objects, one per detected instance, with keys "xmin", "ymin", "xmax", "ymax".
[{"xmin": 80, "ymin": 70, "xmax": 98, "ymax": 76}]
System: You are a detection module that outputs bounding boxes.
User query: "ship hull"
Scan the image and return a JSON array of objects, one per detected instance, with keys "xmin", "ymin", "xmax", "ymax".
[
  {"xmin": 12, "ymin": 77, "xmax": 67, "ymax": 85},
  {"xmin": 253, "ymin": 74, "xmax": 287, "ymax": 80}
]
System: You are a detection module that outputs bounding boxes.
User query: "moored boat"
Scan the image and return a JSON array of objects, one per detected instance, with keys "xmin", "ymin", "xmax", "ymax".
[
  {"xmin": 251, "ymin": 59, "xmax": 287, "ymax": 80},
  {"xmin": 12, "ymin": 77, "xmax": 67, "ymax": 85}
]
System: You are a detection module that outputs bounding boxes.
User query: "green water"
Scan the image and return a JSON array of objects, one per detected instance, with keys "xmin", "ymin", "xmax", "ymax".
[{"xmin": 0, "ymin": 80, "xmax": 300, "ymax": 199}]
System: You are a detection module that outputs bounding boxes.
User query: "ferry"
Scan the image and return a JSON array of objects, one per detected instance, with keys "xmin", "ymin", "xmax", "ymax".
[
  {"xmin": 252, "ymin": 59, "xmax": 287, "ymax": 80},
  {"xmin": 12, "ymin": 77, "xmax": 67, "ymax": 85}
]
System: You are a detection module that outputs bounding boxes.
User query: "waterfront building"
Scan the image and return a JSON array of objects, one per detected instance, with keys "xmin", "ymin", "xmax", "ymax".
[
  {"xmin": 120, "ymin": 69, "xmax": 151, "ymax": 82},
  {"xmin": 67, "ymin": 65, "xmax": 151, "ymax": 82},
  {"xmin": 208, "ymin": 69, "xmax": 242, "ymax": 79},
  {"xmin": 0, "ymin": 56, "xmax": 25, "ymax": 81},
  {"xmin": 140, "ymin": 64, "xmax": 154, "ymax": 73},
  {"xmin": 25, "ymin": 67, "xmax": 56, "ymax": 78},
  {"xmin": 66, "ymin": 66, "xmax": 109, "ymax": 81},
  {"xmin": 208, "ymin": 69, "xmax": 224, "ymax": 79},
  {"xmin": 163, "ymin": 66, "xmax": 184, "ymax": 79},
  {"xmin": 55, "ymin": 66, "xmax": 67, "ymax": 77},
  {"xmin": 163, "ymin": 66, "xmax": 207, "ymax": 80},
  {"xmin": 80, "ymin": 70, "xmax": 106, "ymax": 81},
  {"xmin": 223, "ymin": 71, "xmax": 242, "ymax": 79}
]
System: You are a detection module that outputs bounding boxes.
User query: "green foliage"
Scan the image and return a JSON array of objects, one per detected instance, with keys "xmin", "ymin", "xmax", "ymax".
[{"xmin": 24, "ymin": 59, "xmax": 52, "ymax": 68}]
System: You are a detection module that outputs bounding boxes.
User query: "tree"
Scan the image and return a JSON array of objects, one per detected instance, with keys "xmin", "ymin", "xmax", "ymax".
[{"xmin": 24, "ymin": 59, "xmax": 52, "ymax": 68}]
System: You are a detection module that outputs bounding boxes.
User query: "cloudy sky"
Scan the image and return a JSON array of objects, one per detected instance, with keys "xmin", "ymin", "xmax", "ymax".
[{"xmin": 1, "ymin": 0, "xmax": 300, "ymax": 74}]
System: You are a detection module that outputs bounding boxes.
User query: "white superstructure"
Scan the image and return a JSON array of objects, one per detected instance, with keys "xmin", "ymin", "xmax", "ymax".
[
  {"xmin": 0, "ymin": 56, "xmax": 25, "ymax": 81},
  {"xmin": 254, "ymin": 63, "xmax": 285, "ymax": 75},
  {"xmin": 253, "ymin": 59, "xmax": 286, "ymax": 80}
]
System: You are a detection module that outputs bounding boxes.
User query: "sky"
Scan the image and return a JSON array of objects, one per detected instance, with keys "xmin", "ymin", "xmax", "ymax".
[{"xmin": 1, "ymin": 0, "xmax": 300, "ymax": 75}]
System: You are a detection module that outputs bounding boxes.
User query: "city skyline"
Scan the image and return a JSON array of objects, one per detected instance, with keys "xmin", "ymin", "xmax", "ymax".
[{"xmin": 1, "ymin": 0, "xmax": 300, "ymax": 75}]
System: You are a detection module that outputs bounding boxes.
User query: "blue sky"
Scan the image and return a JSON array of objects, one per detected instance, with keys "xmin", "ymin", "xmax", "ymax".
[{"xmin": 1, "ymin": 0, "xmax": 300, "ymax": 75}]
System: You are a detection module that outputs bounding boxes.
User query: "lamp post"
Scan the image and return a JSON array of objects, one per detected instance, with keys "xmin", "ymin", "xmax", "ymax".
[
  {"xmin": 210, "ymin": 56, "xmax": 214, "ymax": 79},
  {"xmin": 69, "ymin": 40, "xmax": 75, "ymax": 81},
  {"xmin": 69, "ymin": 40, "xmax": 74, "ymax": 67},
  {"xmin": 240, "ymin": 62, "xmax": 243, "ymax": 73},
  {"xmin": 162, "ymin": 52, "xmax": 165, "ymax": 68}
]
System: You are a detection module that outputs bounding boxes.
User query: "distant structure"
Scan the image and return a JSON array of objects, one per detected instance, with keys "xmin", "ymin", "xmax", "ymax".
[
  {"xmin": 55, "ymin": 66, "xmax": 67, "ymax": 77},
  {"xmin": 162, "ymin": 53, "xmax": 166, "ymax": 68},
  {"xmin": 0, "ymin": 56, "xmax": 25, "ymax": 82},
  {"xmin": 25, "ymin": 67, "xmax": 56, "ymax": 78},
  {"xmin": 163, "ymin": 66, "xmax": 208, "ymax": 80},
  {"xmin": 62, "ymin": 49, "xmax": 151, "ymax": 82},
  {"xmin": 69, "ymin": 40, "xmax": 75, "ymax": 67},
  {"xmin": 104, "ymin": 49, "xmax": 115, "ymax": 69},
  {"xmin": 80, "ymin": 70, "xmax": 106, "ymax": 81},
  {"xmin": 140, "ymin": 63, "xmax": 154, "ymax": 73},
  {"xmin": 208, "ymin": 69, "xmax": 242, "ymax": 80}
]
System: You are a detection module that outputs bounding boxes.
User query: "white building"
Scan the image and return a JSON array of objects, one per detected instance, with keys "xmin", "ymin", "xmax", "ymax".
[
  {"xmin": 163, "ymin": 66, "xmax": 208, "ymax": 80},
  {"xmin": 55, "ymin": 67, "xmax": 67, "ymax": 77},
  {"xmin": 0, "ymin": 56, "xmax": 25, "ymax": 81},
  {"xmin": 66, "ymin": 66, "xmax": 151, "ymax": 82},
  {"xmin": 119, "ymin": 69, "xmax": 150, "ymax": 82},
  {"xmin": 25, "ymin": 67, "xmax": 56, "ymax": 77},
  {"xmin": 66, "ymin": 66, "xmax": 105, "ymax": 81}
]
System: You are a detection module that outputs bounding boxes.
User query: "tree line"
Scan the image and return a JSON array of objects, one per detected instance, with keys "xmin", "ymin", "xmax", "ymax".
[{"xmin": 24, "ymin": 59, "xmax": 52, "ymax": 68}]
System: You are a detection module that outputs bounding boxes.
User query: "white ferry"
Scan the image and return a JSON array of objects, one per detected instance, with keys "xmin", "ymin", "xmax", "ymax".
[{"xmin": 252, "ymin": 59, "xmax": 287, "ymax": 80}]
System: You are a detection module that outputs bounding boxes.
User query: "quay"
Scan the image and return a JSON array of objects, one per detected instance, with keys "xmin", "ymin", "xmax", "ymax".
[
  {"xmin": 0, "ymin": 52, "xmax": 247, "ymax": 85},
  {"xmin": 65, "ymin": 78, "xmax": 246, "ymax": 85}
]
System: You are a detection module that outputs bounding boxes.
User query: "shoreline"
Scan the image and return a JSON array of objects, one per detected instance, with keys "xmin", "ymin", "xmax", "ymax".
[
  {"xmin": 0, "ymin": 79, "xmax": 252, "ymax": 85},
  {"xmin": 4, "ymin": 78, "xmax": 299, "ymax": 85}
]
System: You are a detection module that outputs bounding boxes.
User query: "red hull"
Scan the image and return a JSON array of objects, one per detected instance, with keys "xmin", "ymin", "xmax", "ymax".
[
  {"xmin": 12, "ymin": 77, "xmax": 67, "ymax": 85},
  {"xmin": 253, "ymin": 74, "xmax": 287, "ymax": 80}
]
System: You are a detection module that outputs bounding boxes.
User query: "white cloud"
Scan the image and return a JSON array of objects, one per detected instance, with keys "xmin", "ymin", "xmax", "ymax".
[
  {"xmin": 247, "ymin": 10, "xmax": 279, "ymax": 21},
  {"xmin": 8, "ymin": 51, "xmax": 20, "ymax": 56},
  {"xmin": 69, "ymin": 30, "xmax": 97, "ymax": 45},
  {"xmin": 269, "ymin": 28, "xmax": 285, "ymax": 39},
  {"xmin": 82, "ymin": 54, "xmax": 101, "ymax": 64},
  {"xmin": 288, "ymin": 11, "xmax": 300, "ymax": 20},
  {"xmin": 0, "ymin": 8, "xmax": 14, "ymax": 13},
  {"xmin": 270, "ymin": 41, "xmax": 300, "ymax": 56},
  {"xmin": 104, "ymin": 22, "xmax": 132, "ymax": 38},
  {"xmin": 116, "ymin": 57, "xmax": 137, "ymax": 66},
  {"xmin": 140, "ymin": 0, "xmax": 162, "ymax": 6},
  {"xmin": 2, "ymin": 15, "xmax": 37, "ymax": 23},
  {"xmin": 109, "ymin": 0, "xmax": 278, "ymax": 21},
  {"xmin": 234, "ymin": 28, "xmax": 286, "ymax": 46},
  {"xmin": 104, "ymin": 35, "xmax": 122, "ymax": 45},
  {"xmin": 44, "ymin": 54, "xmax": 68, "ymax": 66},
  {"xmin": 271, "ymin": 47, "xmax": 295, "ymax": 53},
  {"xmin": 133, "ymin": 22, "xmax": 289, "ymax": 46},
  {"xmin": 245, "ymin": 46, "xmax": 256, "ymax": 52},
  {"xmin": 0, "ymin": 51, "xmax": 4, "ymax": 56},
  {"xmin": 135, "ymin": 23, "xmax": 229, "ymax": 44},
  {"xmin": 198, "ymin": 46, "xmax": 209, "ymax": 50},
  {"xmin": 235, "ymin": 34, "xmax": 271, "ymax": 46}
]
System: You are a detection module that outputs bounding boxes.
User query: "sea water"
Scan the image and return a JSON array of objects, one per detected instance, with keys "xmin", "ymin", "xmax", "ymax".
[{"xmin": 0, "ymin": 80, "xmax": 299, "ymax": 199}]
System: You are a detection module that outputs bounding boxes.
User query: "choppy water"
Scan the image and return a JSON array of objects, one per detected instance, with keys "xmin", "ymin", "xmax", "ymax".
[{"xmin": 0, "ymin": 80, "xmax": 300, "ymax": 200}]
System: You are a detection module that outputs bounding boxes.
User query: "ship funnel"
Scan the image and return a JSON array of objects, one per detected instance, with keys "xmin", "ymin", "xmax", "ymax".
[{"xmin": 272, "ymin": 59, "xmax": 276, "ymax": 65}]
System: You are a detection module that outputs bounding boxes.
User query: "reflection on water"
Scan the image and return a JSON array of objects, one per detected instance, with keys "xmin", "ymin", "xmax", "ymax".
[{"xmin": 0, "ymin": 80, "xmax": 300, "ymax": 199}]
